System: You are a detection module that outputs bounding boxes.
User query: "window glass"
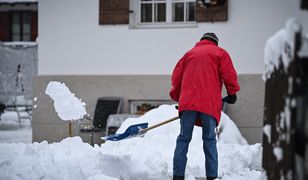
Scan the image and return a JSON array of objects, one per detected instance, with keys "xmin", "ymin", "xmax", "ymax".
[
  {"xmin": 154, "ymin": 3, "xmax": 166, "ymax": 22},
  {"xmin": 172, "ymin": 2, "xmax": 184, "ymax": 22},
  {"xmin": 22, "ymin": 34, "xmax": 31, "ymax": 41},
  {"xmin": 138, "ymin": 0, "xmax": 196, "ymax": 25},
  {"xmin": 186, "ymin": 2, "xmax": 195, "ymax": 21},
  {"xmin": 12, "ymin": 13, "xmax": 21, "ymax": 41},
  {"xmin": 141, "ymin": 3, "xmax": 152, "ymax": 22},
  {"xmin": 12, "ymin": 35, "xmax": 20, "ymax": 41},
  {"xmin": 22, "ymin": 12, "xmax": 31, "ymax": 41},
  {"xmin": 11, "ymin": 12, "xmax": 32, "ymax": 41}
]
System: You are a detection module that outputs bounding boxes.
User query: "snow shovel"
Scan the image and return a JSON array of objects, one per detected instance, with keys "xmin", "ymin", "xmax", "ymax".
[{"xmin": 101, "ymin": 116, "xmax": 179, "ymax": 141}]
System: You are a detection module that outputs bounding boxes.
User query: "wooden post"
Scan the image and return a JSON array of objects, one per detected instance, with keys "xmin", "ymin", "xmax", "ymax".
[
  {"xmin": 263, "ymin": 23, "xmax": 307, "ymax": 180},
  {"xmin": 68, "ymin": 122, "xmax": 72, "ymax": 137}
]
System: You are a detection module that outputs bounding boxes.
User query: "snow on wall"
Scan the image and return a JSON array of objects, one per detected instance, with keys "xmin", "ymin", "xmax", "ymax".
[
  {"xmin": 264, "ymin": 18, "xmax": 302, "ymax": 80},
  {"xmin": 0, "ymin": 42, "xmax": 38, "ymax": 104}
]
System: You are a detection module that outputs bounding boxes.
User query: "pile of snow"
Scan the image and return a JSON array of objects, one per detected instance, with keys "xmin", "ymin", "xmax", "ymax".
[
  {"xmin": 0, "ymin": 127, "xmax": 31, "ymax": 143},
  {"xmin": 0, "ymin": 111, "xmax": 30, "ymax": 130},
  {"xmin": 0, "ymin": 111, "xmax": 20, "ymax": 130},
  {"xmin": 0, "ymin": 111, "xmax": 32, "ymax": 143},
  {"xmin": 45, "ymin": 81, "xmax": 87, "ymax": 121},
  {"xmin": 264, "ymin": 18, "xmax": 302, "ymax": 80},
  {"xmin": 103, "ymin": 105, "xmax": 262, "ymax": 179},
  {"xmin": 217, "ymin": 113, "xmax": 247, "ymax": 145},
  {"xmin": 0, "ymin": 105, "xmax": 264, "ymax": 180}
]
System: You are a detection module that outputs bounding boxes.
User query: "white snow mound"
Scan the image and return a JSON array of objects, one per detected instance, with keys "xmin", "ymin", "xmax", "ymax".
[{"xmin": 0, "ymin": 105, "xmax": 264, "ymax": 180}]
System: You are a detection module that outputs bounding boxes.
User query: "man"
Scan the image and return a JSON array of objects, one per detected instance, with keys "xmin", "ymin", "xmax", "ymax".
[{"xmin": 170, "ymin": 33, "xmax": 240, "ymax": 180}]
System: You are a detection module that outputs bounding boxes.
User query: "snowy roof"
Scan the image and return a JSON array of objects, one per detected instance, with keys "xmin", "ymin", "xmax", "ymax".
[
  {"xmin": 0, "ymin": 0, "xmax": 37, "ymax": 4},
  {"xmin": 2, "ymin": 41, "xmax": 37, "ymax": 47}
]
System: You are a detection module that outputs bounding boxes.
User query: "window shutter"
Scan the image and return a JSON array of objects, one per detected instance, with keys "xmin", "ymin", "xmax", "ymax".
[
  {"xmin": 31, "ymin": 11, "xmax": 38, "ymax": 41},
  {"xmin": 99, "ymin": 0, "xmax": 129, "ymax": 25},
  {"xmin": 196, "ymin": 0, "xmax": 228, "ymax": 22},
  {"xmin": 0, "ymin": 12, "xmax": 10, "ymax": 41}
]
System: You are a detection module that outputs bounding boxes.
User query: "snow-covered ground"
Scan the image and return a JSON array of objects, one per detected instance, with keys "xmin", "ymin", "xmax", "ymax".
[
  {"xmin": 0, "ymin": 82, "xmax": 266, "ymax": 179},
  {"xmin": 0, "ymin": 111, "xmax": 32, "ymax": 143},
  {"xmin": 0, "ymin": 105, "xmax": 265, "ymax": 180}
]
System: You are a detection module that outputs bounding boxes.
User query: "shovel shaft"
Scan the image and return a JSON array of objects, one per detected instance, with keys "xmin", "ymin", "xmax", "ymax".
[{"xmin": 139, "ymin": 116, "xmax": 179, "ymax": 134}]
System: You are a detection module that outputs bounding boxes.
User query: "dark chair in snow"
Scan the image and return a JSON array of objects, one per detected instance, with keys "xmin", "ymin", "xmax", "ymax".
[
  {"xmin": 92, "ymin": 97, "xmax": 122, "ymax": 130},
  {"xmin": 80, "ymin": 97, "xmax": 122, "ymax": 145}
]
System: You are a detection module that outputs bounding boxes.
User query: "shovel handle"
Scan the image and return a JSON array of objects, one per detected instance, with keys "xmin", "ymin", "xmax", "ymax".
[{"xmin": 139, "ymin": 116, "xmax": 179, "ymax": 134}]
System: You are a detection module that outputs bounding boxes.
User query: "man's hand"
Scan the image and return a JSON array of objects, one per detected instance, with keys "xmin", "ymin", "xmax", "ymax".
[{"xmin": 222, "ymin": 94, "xmax": 237, "ymax": 104}]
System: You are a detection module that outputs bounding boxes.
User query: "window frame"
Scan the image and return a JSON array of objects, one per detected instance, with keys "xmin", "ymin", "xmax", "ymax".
[{"xmin": 132, "ymin": 0, "xmax": 198, "ymax": 29}]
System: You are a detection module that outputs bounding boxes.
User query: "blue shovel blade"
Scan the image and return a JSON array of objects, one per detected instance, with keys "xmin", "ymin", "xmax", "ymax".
[{"xmin": 102, "ymin": 123, "xmax": 149, "ymax": 141}]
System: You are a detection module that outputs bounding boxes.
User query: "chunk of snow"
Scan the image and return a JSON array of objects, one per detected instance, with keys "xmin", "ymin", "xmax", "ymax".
[
  {"xmin": 273, "ymin": 147, "xmax": 283, "ymax": 161},
  {"xmin": 284, "ymin": 98, "xmax": 291, "ymax": 143},
  {"xmin": 263, "ymin": 124, "xmax": 271, "ymax": 143},
  {"xmin": 45, "ymin": 81, "xmax": 87, "ymax": 121}
]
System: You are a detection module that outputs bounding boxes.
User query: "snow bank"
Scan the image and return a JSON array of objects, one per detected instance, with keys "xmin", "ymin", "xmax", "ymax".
[
  {"xmin": 217, "ymin": 112, "xmax": 247, "ymax": 145},
  {"xmin": 45, "ymin": 81, "xmax": 87, "ymax": 121},
  {"xmin": 103, "ymin": 105, "xmax": 262, "ymax": 179},
  {"xmin": 0, "ymin": 111, "xmax": 20, "ymax": 130},
  {"xmin": 0, "ymin": 105, "xmax": 263, "ymax": 180},
  {"xmin": 0, "ymin": 128, "xmax": 31, "ymax": 143}
]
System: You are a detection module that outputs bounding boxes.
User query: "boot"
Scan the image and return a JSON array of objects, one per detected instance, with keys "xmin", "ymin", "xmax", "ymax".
[{"xmin": 173, "ymin": 175, "xmax": 185, "ymax": 180}]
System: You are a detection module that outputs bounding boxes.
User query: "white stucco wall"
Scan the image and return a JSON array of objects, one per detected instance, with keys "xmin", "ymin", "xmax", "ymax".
[{"xmin": 38, "ymin": 0, "xmax": 308, "ymax": 75}]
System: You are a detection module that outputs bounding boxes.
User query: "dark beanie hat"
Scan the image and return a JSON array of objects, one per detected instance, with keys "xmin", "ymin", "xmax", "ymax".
[{"xmin": 200, "ymin": 32, "xmax": 219, "ymax": 45}]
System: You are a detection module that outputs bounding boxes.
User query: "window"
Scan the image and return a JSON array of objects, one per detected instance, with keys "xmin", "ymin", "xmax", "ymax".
[
  {"xmin": 11, "ymin": 12, "xmax": 32, "ymax": 41},
  {"xmin": 138, "ymin": 0, "xmax": 196, "ymax": 27},
  {"xmin": 172, "ymin": 1, "xmax": 195, "ymax": 22},
  {"xmin": 140, "ymin": 0, "xmax": 166, "ymax": 23},
  {"xmin": 129, "ymin": 100, "xmax": 174, "ymax": 114},
  {"xmin": 98, "ymin": 0, "xmax": 228, "ymax": 27}
]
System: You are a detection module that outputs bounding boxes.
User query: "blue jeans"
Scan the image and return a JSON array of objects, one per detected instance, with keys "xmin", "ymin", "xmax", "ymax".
[{"xmin": 173, "ymin": 110, "xmax": 218, "ymax": 177}]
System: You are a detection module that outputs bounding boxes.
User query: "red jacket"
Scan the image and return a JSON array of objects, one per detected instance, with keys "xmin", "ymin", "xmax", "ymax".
[{"xmin": 170, "ymin": 40, "xmax": 240, "ymax": 126}]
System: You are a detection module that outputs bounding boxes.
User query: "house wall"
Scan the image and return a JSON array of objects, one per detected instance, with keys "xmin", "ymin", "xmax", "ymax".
[
  {"xmin": 38, "ymin": 0, "xmax": 308, "ymax": 75},
  {"xmin": 32, "ymin": 74, "xmax": 264, "ymax": 144},
  {"xmin": 35, "ymin": 0, "xmax": 307, "ymax": 144}
]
